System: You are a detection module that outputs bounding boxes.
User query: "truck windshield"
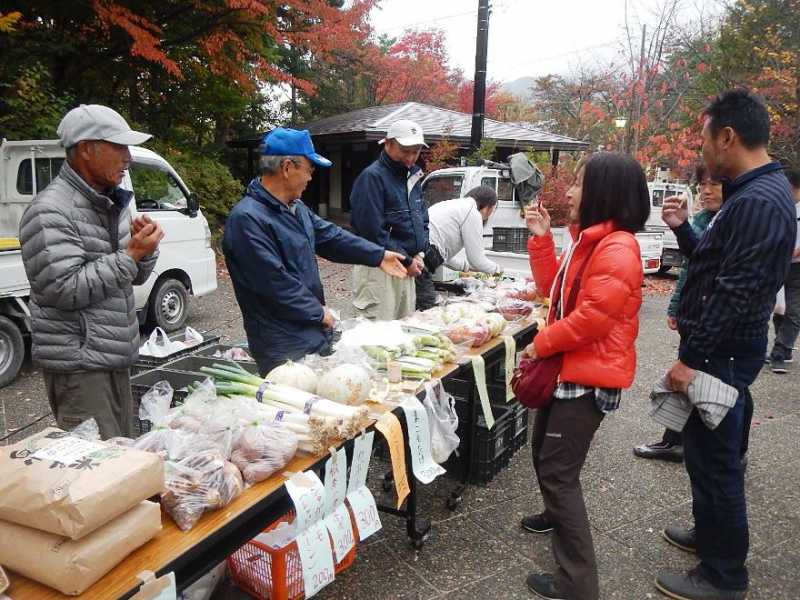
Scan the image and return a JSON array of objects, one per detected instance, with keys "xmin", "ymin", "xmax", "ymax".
[
  {"xmin": 130, "ymin": 163, "xmax": 188, "ymax": 211},
  {"xmin": 423, "ymin": 175, "xmax": 463, "ymax": 207}
]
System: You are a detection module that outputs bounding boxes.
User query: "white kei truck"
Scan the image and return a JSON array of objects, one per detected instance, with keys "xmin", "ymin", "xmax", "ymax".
[
  {"xmin": 644, "ymin": 171, "xmax": 695, "ymax": 273},
  {"xmin": 420, "ymin": 162, "xmax": 665, "ymax": 279},
  {"xmin": 0, "ymin": 139, "xmax": 218, "ymax": 387}
]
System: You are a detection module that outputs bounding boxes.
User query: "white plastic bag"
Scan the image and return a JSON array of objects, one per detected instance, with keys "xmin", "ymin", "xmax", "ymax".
[
  {"xmin": 183, "ymin": 326, "xmax": 204, "ymax": 348},
  {"xmin": 422, "ymin": 380, "xmax": 460, "ymax": 464},
  {"xmin": 139, "ymin": 327, "xmax": 204, "ymax": 358},
  {"xmin": 139, "ymin": 327, "xmax": 185, "ymax": 358}
]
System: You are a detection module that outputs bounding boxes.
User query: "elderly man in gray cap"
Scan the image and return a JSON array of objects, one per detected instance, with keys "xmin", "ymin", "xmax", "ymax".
[{"xmin": 19, "ymin": 104, "xmax": 163, "ymax": 439}]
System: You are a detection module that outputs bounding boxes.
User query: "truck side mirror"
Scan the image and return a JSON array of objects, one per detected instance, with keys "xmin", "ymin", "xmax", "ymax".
[{"xmin": 187, "ymin": 192, "xmax": 199, "ymax": 218}]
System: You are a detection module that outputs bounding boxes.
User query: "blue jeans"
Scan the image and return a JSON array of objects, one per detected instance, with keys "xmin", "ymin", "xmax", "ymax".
[{"xmin": 680, "ymin": 338, "xmax": 764, "ymax": 591}]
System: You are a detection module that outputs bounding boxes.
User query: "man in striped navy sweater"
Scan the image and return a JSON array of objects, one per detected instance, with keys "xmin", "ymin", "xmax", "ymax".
[{"xmin": 655, "ymin": 89, "xmax": 796, "ymax": 600}]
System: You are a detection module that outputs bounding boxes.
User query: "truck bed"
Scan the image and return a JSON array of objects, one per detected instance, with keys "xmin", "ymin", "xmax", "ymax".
[{"xmin": 0, "ymin": 242, "xmax": 30, "ymax": 298}]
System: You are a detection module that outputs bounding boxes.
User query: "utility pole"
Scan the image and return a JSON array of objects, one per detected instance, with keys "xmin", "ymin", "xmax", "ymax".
[
  {"xmin": 470, "ymin": 0, "xmax": 490, "ymax": 152},
  {"xmin": 631, "ymin": 24, "xmax": 646, "ymax": 157}
]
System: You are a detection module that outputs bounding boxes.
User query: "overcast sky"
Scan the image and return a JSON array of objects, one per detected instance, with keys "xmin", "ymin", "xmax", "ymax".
[{"xmin": 369, "ymin": 0, "xmax": 725, "ymax": 84}]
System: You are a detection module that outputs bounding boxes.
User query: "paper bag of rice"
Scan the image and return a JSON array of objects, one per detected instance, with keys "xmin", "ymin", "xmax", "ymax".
[
  {"xmin": 0, "ymin": 500, "xmax": 161, "ymax": 596},
  {"xmin": 0, "ymin": 427, "xmax": 164, "ymax": 539}
]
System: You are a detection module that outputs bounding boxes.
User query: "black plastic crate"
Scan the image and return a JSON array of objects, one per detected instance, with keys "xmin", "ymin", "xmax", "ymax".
[
  {"xmin": 443, "ymin": 393, "xmax": 515, "ymax": 486},
  {"xmin": 507, "ymin": 403, "xmax": 530, "ymax": 457},
  {"xmin": 194, "ymin": 344, "xmax": 255, "ymax": 362},
  {"xmin": 492, "ymin": 227, "xmax": 530, "ymax": 254},
  {"xmin": 443, "ymin": 378, "xmax": 508, "ymax": 405},
  {"xmin": 132, "ymin": 331, "xmax": 221, "ymax": 375},
  {"xmin": 161, "ymin": 355, "xmax": 259, "ymax": 377},
  {"xmin": 130, "ymin": 369, "xmax": 207, "ymax": 435}
]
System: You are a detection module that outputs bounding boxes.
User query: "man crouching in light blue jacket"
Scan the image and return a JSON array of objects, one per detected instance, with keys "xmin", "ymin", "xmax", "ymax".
[{"xmin": 223, "ymin": 128, "xmax": 408, "ymax": 376}]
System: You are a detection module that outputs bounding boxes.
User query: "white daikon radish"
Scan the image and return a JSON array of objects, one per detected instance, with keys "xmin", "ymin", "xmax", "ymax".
[
  {"xmin": 265, "ymin": 360, "xmax": 318, "ymax": 394},
  {"xmin": 316, "ymin": 364, "xmax": 372, "ymax": 406}
]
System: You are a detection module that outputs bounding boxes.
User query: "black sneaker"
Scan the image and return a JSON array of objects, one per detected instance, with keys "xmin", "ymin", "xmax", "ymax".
[
  {"xmin": 526, "ymin": 573, "xmax": 567, "ymax": 600},
  {"xmin": 521, "ymin": 513, "xmax": 553, "ymax": 534},
  {"xmin": 655, "ymin": 566, "xmax": 746, "ymax": 599},
  {"xmin": 663, "ymin": 525, "xmax": 696, "ymax": 553},
  {"xmin": 633, "ymin": 442, "xmax": 684, "ymax": 463},
  {"xmin": 772, "ymin": 358, "xmax": 788, "ymax": 374}
]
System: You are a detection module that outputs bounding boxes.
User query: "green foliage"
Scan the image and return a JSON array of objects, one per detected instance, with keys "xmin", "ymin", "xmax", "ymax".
[
  {"xmin": 149, "ymin": 144, "xmax": 244, "ymax": 237},
  {"xmin": 0, "ymin": 63, "xmax": 72, "ymax": 140},
  {"xmin": 466, "ymin": 139, "xmax": 498, "ymax": 163}
]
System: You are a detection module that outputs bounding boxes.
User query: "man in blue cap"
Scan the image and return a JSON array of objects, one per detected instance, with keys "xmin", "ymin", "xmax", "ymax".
[{"xmin": 223, "ymin": 127, "xmax": 408, "ymax": 375}]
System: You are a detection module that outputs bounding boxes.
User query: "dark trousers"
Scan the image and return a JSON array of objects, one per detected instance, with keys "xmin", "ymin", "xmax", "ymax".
[
  {"xmin": 44, "ymin": 369, "xmax": 133, "ymax": 439},
  {"xmin": 772, "ymin": 262, "xmax": 800, "ymax": 359},
  {"xmin": 681, "ymin": 339, "xmax": 764, "ymax": 591},
  {"xmin": 532, "ymin": 393, "xmax": 604, "ymax": 600}
]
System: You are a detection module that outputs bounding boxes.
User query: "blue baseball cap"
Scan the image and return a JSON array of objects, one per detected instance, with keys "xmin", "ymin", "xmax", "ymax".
[{"xmin": 261, "ymin": 127, "xmax": 332, "ymax": 168}]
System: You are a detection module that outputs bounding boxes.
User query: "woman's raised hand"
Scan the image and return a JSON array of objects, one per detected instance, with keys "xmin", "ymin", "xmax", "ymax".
[{"xmin": 525, "ymin": 204, "xmax": 551, "ymax": 237}]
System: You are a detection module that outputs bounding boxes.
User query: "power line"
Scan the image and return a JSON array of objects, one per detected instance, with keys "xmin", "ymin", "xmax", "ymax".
[
  {"xmin": 377, "ymin": 8, "xmax": 478, "ymax": 33},
  {"xmin": 488, "ymin": 39, "xmax": 620, "ymax": 69}
]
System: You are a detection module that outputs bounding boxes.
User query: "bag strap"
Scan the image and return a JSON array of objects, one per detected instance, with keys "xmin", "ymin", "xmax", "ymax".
[{"xmin": 562, "ymin": 245, "xmax": 596, "ymax": 318}]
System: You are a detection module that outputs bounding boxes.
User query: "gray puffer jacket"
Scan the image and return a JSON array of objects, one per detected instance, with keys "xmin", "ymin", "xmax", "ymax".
[{"xmin": 18, "ymin": 162, "xmax": 158, "ymax": 371}]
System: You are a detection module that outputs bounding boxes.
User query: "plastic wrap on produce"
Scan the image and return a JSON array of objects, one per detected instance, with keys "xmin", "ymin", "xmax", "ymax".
[{"xmin": 230, "ymin": 422, "xmax": 298, "ymax": 485}]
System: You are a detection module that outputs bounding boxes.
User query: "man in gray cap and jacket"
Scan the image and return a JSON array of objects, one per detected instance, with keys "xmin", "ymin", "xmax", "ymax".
[{"xmin": 19, "ymin": 104, "xmax": 163, "ymax": 439}]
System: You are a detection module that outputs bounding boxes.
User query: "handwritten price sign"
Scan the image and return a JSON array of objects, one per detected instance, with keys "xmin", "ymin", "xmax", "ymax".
[
  {"xmin": 346, "ymin": 486, "xmax": 382, "ymax": 541},
  {"xmin": 347, "ymin": 431, "xmax": 374, "ymax": 495},
  {"xmin": 323, "ymin": 503, "xmax": 355, "ymax": 562},
  {"xmin": 285, "ymin": 471, "xmax": 326, "ymax": 532},
  {"xmin": 295, "ymin": 521, "xmax": 335, "ymax": 597},
  {"xmin": 323, "ymin": 447, "xmax": 347, "ymax": 515},
  {"xmin": 375, "ymin": 412, "xmax": 410, "ymax": 509},
  {"xmin": 400, "ymin": 395, "xmax": 445, "ymax": 484}
]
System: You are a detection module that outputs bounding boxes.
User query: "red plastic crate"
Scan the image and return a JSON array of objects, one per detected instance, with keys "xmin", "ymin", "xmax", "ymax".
[{"xmin": 227, "ymin": 511, "xmax": 356, "ymax": 600}]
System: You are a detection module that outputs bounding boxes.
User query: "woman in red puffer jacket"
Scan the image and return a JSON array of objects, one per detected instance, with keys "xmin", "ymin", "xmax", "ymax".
[{"xmin": 520, "ymin": 153, "xmax": 650, "ymax": 600}]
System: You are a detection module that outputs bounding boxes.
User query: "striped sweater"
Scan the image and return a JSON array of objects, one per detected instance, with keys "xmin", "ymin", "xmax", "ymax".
[{"xmin": 675, "ymin": 162, "xmax": 796, "ymax": 367}]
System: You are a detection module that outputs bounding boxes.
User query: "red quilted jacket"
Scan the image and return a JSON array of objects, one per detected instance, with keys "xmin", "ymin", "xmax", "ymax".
[{"xmin": 527, "ymin": 220, "xmax": 643, "ymax": 389}]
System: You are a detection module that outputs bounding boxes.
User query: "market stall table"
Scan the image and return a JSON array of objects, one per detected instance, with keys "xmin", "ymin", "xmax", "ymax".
[{"xmin": 5, "ymin": 317, "xmax": 538, "ymax": 599}]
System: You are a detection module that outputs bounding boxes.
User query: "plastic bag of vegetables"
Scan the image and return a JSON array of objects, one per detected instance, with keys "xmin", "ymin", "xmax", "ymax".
[
  {"xmin": 230, "ymin": 422, "xmax": 298, "ymax": 485},
  {"xmin": 162, "ymin": 450, "xmax": 244, "ymax": 531}
]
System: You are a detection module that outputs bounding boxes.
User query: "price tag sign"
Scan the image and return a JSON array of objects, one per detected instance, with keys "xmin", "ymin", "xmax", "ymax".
[
  {"xmin": 400, "ymin": 396, "xmax": 445, "ymax": 484},
  {"xmin": 346, "ymin": 486, "xmax": 382, "ymax": 541},
  {"xmin": 323, "ymin": 502, "xmax": 355, "ymax": 562},
  {"xmin": 470, "ymin": 354, "xmax": 495, "ymax": 429},
  {"xmin": 285, "ymin": 471, "xmax": 325, "ymax": 532},
  {"xmin": 347, "ymin": 431, "xmax": 374, "ymax": 495},
  {"xmin": 32, "ymin": 436, "xmax": 105, "ymax": 463},
  {"xmin": 503, "ymin": 335, "xmax": 516, "ymax": 402},
  {"xmin": 375, "ymin": 412, "xmax": 410, "ymax": 509},
  {"xmin": 323, "ymin": 448, "xmax": 347, "ymax": 516},
  {"xmin": 295, "ymin": 520, "xmax": 336, "ymax": 597}
]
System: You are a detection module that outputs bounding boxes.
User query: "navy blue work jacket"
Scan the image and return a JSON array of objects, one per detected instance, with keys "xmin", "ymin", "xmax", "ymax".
[
  {"xmin": 223, "ymin": 179, "xmax": 384, "ymax": 371},
  {"xmin": 349, "ymin": 151, "xmax": 428, "ymax": 260}
]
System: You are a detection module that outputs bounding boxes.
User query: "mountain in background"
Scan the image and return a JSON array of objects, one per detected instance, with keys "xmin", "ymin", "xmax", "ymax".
[{"xmin": 501, "ymin": 76, "xmax": 536, "ymax": 100}]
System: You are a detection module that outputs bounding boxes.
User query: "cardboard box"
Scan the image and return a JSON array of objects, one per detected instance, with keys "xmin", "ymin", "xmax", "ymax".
[
  {"xmin": 0, "ymin": 500, "xmax": 161, "ymax": 596},
  {"xmin": 0, "ymin": 428, "xmax": 164, "ymax": 539}
]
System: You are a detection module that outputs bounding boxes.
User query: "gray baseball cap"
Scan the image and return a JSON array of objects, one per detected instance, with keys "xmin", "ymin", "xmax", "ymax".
[{"xmin": 57, "ymin": 104, "xmax": 152, "ymax": 148}]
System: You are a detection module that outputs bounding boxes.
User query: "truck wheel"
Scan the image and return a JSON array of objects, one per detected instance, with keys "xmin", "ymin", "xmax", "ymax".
[
  {"xmin": 148, "ymin": 278, "xmax": 189, "ymax": 332},
  {"xmin": 0, "ymin": 316, "xmax": 25, "ymax": 388},
  {"xmin": 658, "ymin": 265, "xmax": 671, "ymax": 275}
]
